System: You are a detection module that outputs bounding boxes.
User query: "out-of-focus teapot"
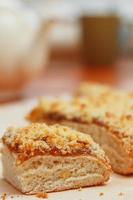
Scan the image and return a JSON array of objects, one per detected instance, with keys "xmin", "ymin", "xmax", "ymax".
[{"xmin": 0, "ymin": 4, "xmax": 51, "ymax": 98}]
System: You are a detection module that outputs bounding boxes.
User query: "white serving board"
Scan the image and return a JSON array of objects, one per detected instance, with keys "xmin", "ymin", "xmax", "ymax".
[{"xmin": 0, "ymin": 98, "xmax": 133, "ymax": 200}]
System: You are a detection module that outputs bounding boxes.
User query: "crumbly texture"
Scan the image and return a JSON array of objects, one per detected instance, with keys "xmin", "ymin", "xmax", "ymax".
[
  {"xmin": 27, "ymin": 97, "xmax": 133, "ymax": 157},
  {"xmin": 76, "ymin": 82, "xmax": 114, "ymax": 98},
  {"xmin": 76, "ymin": 82, "xmax": 133, "ymax": 112},
  {"xmin": 2, "ymin": 123, "xmax": 108, "ymax": 164}
]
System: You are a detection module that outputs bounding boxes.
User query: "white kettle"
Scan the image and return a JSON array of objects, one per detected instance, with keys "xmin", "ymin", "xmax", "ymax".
[{"xmin": 0, "ymin": 5, "xmax": 51, "ymax": 95}]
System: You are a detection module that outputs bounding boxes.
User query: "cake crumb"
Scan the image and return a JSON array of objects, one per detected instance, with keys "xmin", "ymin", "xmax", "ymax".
[
  {"xmin": 36, "ymin": 192, "xmax": 48, "ymax": 199},
  {"xmin": 118, "ymin": 192, "xmax": 124, "ymax": 196},
  {"xmin": 10, "ymin": 196, "xmax": 14, "ymax": 198},
  {"xmin": 99, "ymin": 192, "xmax": 104, "ymax": 196},
  {"xmin": 1, "ymin": 193, "xmax": 6, "ymax": 200},
  {"xmin": 78, "ymin": 187, "xmax": 82, "ymax": 191}
]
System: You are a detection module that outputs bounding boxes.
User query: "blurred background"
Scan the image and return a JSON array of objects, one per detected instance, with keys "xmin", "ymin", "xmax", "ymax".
[{"xmin": 0, "ymin": 0, "xmax": 133, "ymax": 103}]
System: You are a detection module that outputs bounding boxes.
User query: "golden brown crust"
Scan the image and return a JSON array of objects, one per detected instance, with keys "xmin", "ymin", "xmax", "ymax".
[
  {"xmin": 2, "ymin": 123, "xmax": 109, "ymax": 165},
  {"xmin": 27, "ymin": 97, "xmax": 133, "ymax": 157}
]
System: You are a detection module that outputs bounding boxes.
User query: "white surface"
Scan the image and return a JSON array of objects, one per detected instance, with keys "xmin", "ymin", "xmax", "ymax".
[{"xmin": 0, "ymin": 99, "xmax": 133, "ymax": 200}]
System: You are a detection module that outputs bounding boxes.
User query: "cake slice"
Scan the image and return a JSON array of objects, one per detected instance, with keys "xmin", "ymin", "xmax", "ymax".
[
  {"xmin": 1, "ymin": 123, "xmax": 111, "ymax": 194},
  {"xmin": 27, "ymin": 98, "xmax": 133, "ymax": 175}
]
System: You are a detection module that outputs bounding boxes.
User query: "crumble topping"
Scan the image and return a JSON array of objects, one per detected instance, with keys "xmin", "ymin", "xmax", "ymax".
[
  {"xmin": 2, "ymin": 123, "xmax": 108, "ymax": 164},
  {"xmin": 28, "ymin": 97, "xmax": 133, "ymax": 156},
  {"xmin": 77, "ymin": 82, "xmax": 113, "ymax": 98}
]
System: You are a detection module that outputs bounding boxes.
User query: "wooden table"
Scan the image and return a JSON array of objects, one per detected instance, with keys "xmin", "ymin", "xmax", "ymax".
[
  {"xmin": 1, "ymin": 56, "xmax": 133, "ymax": 104},
  {"xmin": 23, "ymin": 57, "xmax": 133, "ymax": 98}
]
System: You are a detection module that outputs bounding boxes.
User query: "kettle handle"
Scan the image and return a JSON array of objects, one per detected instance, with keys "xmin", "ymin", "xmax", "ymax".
[
  {"xmin": 33, "ymin": 20, "xmax": 54, "ymax": 46},
  {"xmin": 22, "ymin": 20, "xmax": 55, "ymax": 72}
]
